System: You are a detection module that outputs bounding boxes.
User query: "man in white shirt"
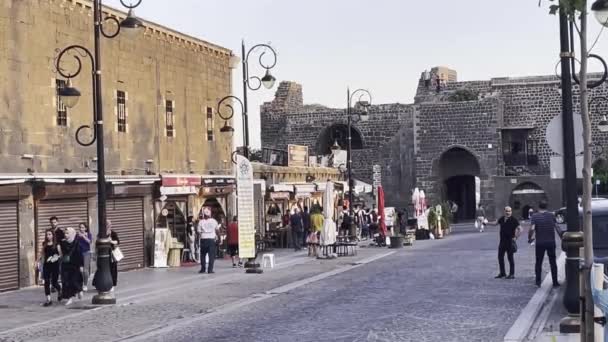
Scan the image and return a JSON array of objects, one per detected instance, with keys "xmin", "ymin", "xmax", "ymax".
[{"xmin": 197, "ymin": 208, "xmax": 220, "ymax": 274}]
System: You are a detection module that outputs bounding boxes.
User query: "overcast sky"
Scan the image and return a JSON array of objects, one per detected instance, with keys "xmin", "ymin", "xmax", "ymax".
[{"xmin": 105, "ymin": 0, "xmax": 608, "ymax": 148}]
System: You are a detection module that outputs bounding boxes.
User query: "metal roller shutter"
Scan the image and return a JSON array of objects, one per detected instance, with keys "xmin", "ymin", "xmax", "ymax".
[
  {"xmin": 107, "ymin": 198, "xmax": 144, "ymax": 271},
  {"xmin": 36, "ymin": 199, "xmax": 89, "ymax": 258},
  {"xmin": 0, "ymin": 202, "xmax": 18, "ymax": 292}
]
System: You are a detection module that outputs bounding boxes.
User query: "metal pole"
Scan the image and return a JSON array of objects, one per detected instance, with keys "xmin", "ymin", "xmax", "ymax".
[
  {"xmin": 347, "ymin": 88, "xmax": 354, "ymax": 220},
  {"xmin": 242, "ymin": 40, "xmax": 250, "ymax": 159},
  {"xmin": 92, "ymin": 0, "xmax": 115, "ymax": 304},
  {"xmin": 559, "ymin": 7, "xmax": 583, "ymax": 333}
]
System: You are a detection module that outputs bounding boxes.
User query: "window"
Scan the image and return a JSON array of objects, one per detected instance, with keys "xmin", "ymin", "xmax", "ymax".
[
  {"xmin": 166, "ymin": 100, "xmax": 174, "ymax": 137},
  {"xmin": 56, "ymin": 79, "xmax": 67, "ymax": 126},
  {"xmin": 117, "ymin": 90, "xmax": 126, "ymax": 133},
  {"xmin": 206, "ymin": 107, "xmax": 214, "ymax": 141},
  {"xmin": 502, "ymin": 129, "xmax": 538, "ymax": 166}
]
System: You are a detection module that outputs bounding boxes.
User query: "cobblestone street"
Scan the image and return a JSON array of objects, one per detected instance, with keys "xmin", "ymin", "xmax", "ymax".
[{"xmin": 0, "ymin": 223, "xmax": 551, "ymax": 342}]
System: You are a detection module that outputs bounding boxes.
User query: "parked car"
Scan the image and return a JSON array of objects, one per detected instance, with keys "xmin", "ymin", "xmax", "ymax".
[
  {"xmin": 555, "ymin": 197, "xmax": 608, "ymax": 224},
  {"xmin": 578, "ymin": 201, "xmax": 608, "ymax": 272}
]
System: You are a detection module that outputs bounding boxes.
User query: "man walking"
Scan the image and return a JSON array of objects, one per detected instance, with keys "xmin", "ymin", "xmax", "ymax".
[
  {"xmin": 197, "ymin": 208, "xmax": 220, "ymax": 274},
  {"xmin": 290, "ymin": 207, "xmax": 304, "ymax": 251},
  {"xmin": 50, "ymin": 216, "xmax": 65, "ymax": 242},
  {"xmin": 488, "ymin": 206, "xmax": 521, "ymax": 279},
  {"xmin": 529, "ymin": 200, "xmax": 562, "ymax": 287},
  {"xmin": 226, "ymin": 216, "xmax": 241, "ymax": 268},
  {"xmin": 302, "ymin": 206, "xmax": 311, "ymax": 248}
]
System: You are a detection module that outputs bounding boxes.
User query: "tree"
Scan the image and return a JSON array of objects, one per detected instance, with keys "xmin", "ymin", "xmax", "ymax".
[{"xmin": 541, "ymin": 0, "xmax": 594, "ymax": 340}]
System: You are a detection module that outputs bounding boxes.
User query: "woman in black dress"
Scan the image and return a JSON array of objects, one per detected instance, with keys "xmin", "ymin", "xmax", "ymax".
[
  {"xmin": 60, "ymin": 227, "xmax": 84, "ymax": 306},
  {"xmin": 107, "ymin": 220, "xmax": 120, "ymax": 289},
  {"xmin": 41, "ymin": 229, "xmax": 61, "ymax": 306}
]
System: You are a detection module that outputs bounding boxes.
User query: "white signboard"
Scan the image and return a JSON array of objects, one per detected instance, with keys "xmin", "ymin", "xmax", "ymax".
[
  {"xmin": 550, "ymin": 156, "xmax": 584, "ymax": 179},
  {"xmin": 160, "ymin": 186, "xmax": 197, "ymax": 196},
  {"xmin": 153, "ymin": 228, "xmax": 169, "ymax": 268},
  {"xmin": 236, "ymin": 155, "xmax": 256, "ymax": 258},
  {"xmin": 372, "ymin": 164, "xmax": 381, "ymax": 197}
]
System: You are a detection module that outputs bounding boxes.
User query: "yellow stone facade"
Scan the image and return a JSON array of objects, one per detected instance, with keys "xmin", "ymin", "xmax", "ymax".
[{"xmin": 0, "ymin": 0, "xmax": 233, "ymax": 175}]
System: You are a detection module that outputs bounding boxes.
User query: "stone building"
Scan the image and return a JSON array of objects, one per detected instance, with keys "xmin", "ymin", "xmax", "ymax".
[
  {"xmin": 261, "ymin": 70, "xmax": 608, "ymax": 225},
  {"xmin": 0, "ymin": 0, "xmax": 234, "ymax": 291}
]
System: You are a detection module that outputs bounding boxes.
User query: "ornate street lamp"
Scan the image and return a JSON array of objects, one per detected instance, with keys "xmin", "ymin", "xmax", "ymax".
[
  {"xmin": 55, "ymin": 0, "xmax": 144, "ymax": 305},
  {"xmin": 346, "ymin": 88, "xmax": 372, "ymax": 230},
  {"xmin": 592, "ymin": 0, "xmax": 608, "ymax": 26},
  {"xmin": 219, "ymin": 41, "xmax": 277, "ymax": 159}
]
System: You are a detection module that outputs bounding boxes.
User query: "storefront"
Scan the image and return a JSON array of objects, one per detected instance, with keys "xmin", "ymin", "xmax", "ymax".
[
  {"xmin": 0, "ymin": 183, "xmax": 26, "ymax": 292},
  {"xmin": 34, "ymin": 183, "xmax": 97, "ymax": 262},
  {"xmin": 198, "ymin": 176, "xmax": 236, "ymax": 228},
  {"xmin": 156, "ymin": 175, "xmax": 200, "ymax": 248}
]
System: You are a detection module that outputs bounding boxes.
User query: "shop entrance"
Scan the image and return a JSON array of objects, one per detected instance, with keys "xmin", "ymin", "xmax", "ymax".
[
  {"xmin": 509, "ymin": 182, "xmax": 547, "ymax": 220},
  {"xmin": 438, "ymin": 147, "xmax": 481, "ymax": 221},
  {"xmin": 157, "ymin": 201, "xmax": 188, "ymax": 246}
]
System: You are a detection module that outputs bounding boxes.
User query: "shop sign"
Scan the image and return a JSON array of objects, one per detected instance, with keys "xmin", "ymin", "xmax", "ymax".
[
  {"xmin": 162, "ymin": 176, "xmax": 201, "ymax": 187},
  {"xmin": 236, "ymin": 155, "xmax": 256, "ymax": 259},
  {"xmin": 160, "ymin": 186, "xmax": 197, "ymax": 196},
  {"xmin": 152, "ymin": 228, "xmax": 169, "ymax": 268},
  {"xmin": 199, "ymin": 185, "xmax": 235, "ymax": 196},
  {"xmin": 372, "ymin": 164, "xmax": 381, "ymax": 197},
  {"xmin": 288, "ymin": 144, "xmax": 309, "ymax": 167},
  {"xmin": 270, "ymin": 192, "xmax": 290, "ymax": 200},
  {"xmin": 295, "ymin": 192, "xmax": 312, "ymax": 199}
]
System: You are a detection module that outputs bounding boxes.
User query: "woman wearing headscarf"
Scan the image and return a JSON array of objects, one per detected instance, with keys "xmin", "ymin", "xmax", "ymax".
[
  {"xmin": 41, "ymin": 228, "xmax": 61, "ymax": 306},
  {"xmin": 60, "ymin": 227, "xmax": 84, "ymax": 306},
  {"xmin": 107, "ymin": 220, "xmax": 120, "ymax": 289}
]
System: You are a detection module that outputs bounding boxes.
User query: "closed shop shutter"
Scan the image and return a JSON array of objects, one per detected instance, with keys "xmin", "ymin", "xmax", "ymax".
[
  {"xmin": 0, "ymin": 202, "xmax": 19, "ymax": 292},
  {"xmin": 107, "ymin": 198, "xmax": 144, "ymax": 271},
  {"xmin": 36, "ymin": 199, "xmax": 89, "ymax": 259}
]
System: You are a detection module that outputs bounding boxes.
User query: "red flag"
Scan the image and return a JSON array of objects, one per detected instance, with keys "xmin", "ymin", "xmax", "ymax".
[{"xmin": 378, "ymin": 186, "xmax": 388, "ymax": 236}]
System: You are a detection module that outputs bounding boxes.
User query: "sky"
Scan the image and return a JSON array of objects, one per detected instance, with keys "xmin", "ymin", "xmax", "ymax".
[{"xmin": 105, "ymin": 0, "xmax": 608, "ymax": 148}]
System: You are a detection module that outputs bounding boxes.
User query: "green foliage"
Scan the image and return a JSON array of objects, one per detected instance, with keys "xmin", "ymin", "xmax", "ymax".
[
  {"xmin": 428, "ymin": 204, "xmax": 451, "ymax": 230},
  {"xmin": 540, "ymin": 0, "xmax": 586, "ymax": 16},
  {"xmin": 448, "ymin": 89, "xmax": 479, "ymax": 102}
]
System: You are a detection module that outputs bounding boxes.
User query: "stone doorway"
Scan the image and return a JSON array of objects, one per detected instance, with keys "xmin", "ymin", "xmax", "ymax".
[
  {"xmin": 509, "ymin": 182, "xmax": 547, "ymax": 220},
  {"xmin": 438, "ymin": 147, "xmax": 481, "ymax": 221}
]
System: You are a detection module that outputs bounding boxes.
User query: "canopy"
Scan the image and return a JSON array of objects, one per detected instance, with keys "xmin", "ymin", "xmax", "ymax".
[
  {"xmin": 378, "ymin": 186, "xmax": 388, "ymax": 237},
  {"xmin": 321, "ymin": 181, "xmax": 337, "ymax": 246}
]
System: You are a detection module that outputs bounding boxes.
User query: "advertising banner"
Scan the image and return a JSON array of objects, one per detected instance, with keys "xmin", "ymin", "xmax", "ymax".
[{"xmin": 236, "ymin": 155, "xmax": 256, "ymax": 258}]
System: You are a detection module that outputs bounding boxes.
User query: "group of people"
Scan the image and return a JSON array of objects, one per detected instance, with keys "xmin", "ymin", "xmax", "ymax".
[
  {"xmin": 39, "ymin": 217, "xmax": 120, "ymax": 306},
  {"xmin": 489, "ymin": 201, "xmax": 562, "ymax": 287}
]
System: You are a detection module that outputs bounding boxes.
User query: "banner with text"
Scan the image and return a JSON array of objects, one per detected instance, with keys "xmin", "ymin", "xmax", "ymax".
[{"xmin": 236, "ymin": 155, "xmax": 256, "ymax": 258}]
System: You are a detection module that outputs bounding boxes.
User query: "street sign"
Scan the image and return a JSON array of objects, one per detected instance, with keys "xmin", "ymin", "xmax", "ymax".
[
  {"xmin": 546, "ymin": 113, "xmax": 584, "ymax": 156},
  {"xmin": 550, "ymin": 156, "xmax": 584, "ymax": 179}
]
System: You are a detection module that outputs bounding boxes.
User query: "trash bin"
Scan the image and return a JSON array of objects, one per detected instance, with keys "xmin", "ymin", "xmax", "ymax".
[{"xmin": 389, "ymin": 236, "xmax": 404, "ymax": 249}]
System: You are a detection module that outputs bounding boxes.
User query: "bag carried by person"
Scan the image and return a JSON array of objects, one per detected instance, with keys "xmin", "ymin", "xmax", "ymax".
[
  {"xmin": 111, "ymin": 247, "xmax": 124, "ymax": 262},
  {"xmin": 306, "ymin": 232, "xmax": 318, "ymax": 244},
  {"xmin": 511, "ymin": 240, "xmax": 518, "ymax": 253}
]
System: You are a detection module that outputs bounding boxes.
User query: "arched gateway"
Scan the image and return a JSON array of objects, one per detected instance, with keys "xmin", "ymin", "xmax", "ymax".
[{"xmin": 438, "ymin": 147, "xmax": 481, "ymax": 221}]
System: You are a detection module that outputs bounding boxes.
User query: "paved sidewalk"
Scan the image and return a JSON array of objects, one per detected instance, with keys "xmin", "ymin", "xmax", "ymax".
[{"xmin": 0, "ymin": 248, "xmax": 308, "ymax": 333}]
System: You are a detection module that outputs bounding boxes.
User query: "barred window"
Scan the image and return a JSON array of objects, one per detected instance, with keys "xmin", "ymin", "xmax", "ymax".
[
  {"xmin": 117, "ymin": 90, "xmax": 126, "ymax": 133},
  {"xmin": 166, "ymin": 100, "xmax": 174, "ymax": 137},
  {"xmin": 56, "ymin": 79, "xmax": 68, "ymax": 126},
  {"xmin": 206, "ymin": 107, "xmax": 214, "ymax": 141}
]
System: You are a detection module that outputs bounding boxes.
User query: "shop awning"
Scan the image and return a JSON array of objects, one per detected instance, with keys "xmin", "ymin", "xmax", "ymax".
[
  {"xmin": 271, "ymin": 184, "xmax": 294, "ymax": 192},
  {"xmin": 294, "ymin": 184, "xmax": 317, "ymax": 194}
]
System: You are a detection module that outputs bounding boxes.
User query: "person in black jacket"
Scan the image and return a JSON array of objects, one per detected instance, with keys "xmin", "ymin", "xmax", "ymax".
[
  {"xmin": 60, "ymin": 227, "xmax": 84, "ymax": 306},
  {"xmin": 488, "ymin": 206, "xmax": 522, "ymax": 279},
  {"xmin": 41, "ymin": 228, "xmax": 61, "ymax": 306},
  {"xmin": 107, "ymin": 220, "xmax": 120, "ymax": 289}
]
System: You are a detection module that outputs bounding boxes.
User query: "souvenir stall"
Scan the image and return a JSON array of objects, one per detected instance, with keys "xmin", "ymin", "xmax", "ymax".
[{"xmin": 264, "ymin": 184, "xmax": 294, "ymax": 248}]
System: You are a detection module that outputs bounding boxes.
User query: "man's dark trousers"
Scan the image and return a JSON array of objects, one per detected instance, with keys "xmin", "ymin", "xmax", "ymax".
[
  {"xmin": 200, "ymin": 238, "xmax": 216, "ymax": 273},
  {"xmin": 292, "ymin": 229, "xmax": 302, "ymax": 251},
  {"xmin": 535, "ymin": 242, "xmax": 558, "ymax": 284},
  {"xmin": 498, "ymin": 239, "xmax": 515, "ymax": 276}
]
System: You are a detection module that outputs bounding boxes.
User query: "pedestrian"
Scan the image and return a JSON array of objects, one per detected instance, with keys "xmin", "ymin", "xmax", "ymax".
[
  {"xmin": 450, "ymin": 202, "xmax": 459, "ymax": 224},
  {"xmin": 488, "ymin": 206, "xmax": 521, "ymax": 279},
  {"xmin": 40, "ymin": 228, "xmax": 61, "ymax": 306},
  {"xmin": 186, "ymin": 216, "xmax": 197, "ymax": 262},
  {"xmin": 528, "ymin": 200, "xmax": 562, "ymax": 288},
  {"xmin": 60, "ymin": 227, "xmax": 84, "ymax": 306},
  {"xmin": 362, "ymin": 207, "xmax": 371, "ymax": 240},
  {"xmin": 107, "ymin": 220, "xmax": 120, "ymax": 289},
  {"xmin": 226, "ymin": 216, "xmax": 242, "ymax": 268},
  {"xmin": 309, "ymin": 207, "xmax": 324, "ymax": 257},
  {"xmin": 302, "ymin": 206, "xmax": 311, "ymax": 247},
  {"xmin": 50, "ymin": 216, "xmax": 65, "ymax": 242},
  {"xmin": 197, "ymin": 208, "xmax": 220, "ymax": 274},
  {"xmin": 476, "ymin": 205, "xmax": 486, "ymax": 232},
  {"xmin": 340, "ymin": 209, "xmax": 352, "ymax": 237},
  {"xmin": 77, "ymin": 223, "xmax": 92, "ymax": 292},
  {"xmin": 290, "ymin": 207, "xmax": 304, "ymax": 251}
]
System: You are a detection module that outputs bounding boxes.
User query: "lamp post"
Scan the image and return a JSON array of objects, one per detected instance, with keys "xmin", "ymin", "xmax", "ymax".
[
  {"xmin": 55, "ymin": 0, "xmax": 144, "ymax": 304},
  {"xmin": 220, "ymin": 41, "xmax": 277, "ymax": 159},
  {"xmin": 346, "ymin": 88, "xmax": 372, "ymax": 228},
  {"xmin": 218, "ymin": 41, "xmax": 277, "ymax": 274}
]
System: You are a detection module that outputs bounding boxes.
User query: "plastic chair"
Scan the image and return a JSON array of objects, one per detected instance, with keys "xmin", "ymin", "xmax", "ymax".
[{"xmin": 262, "ymin": 254, "xmax": 275, "ymax": 268}]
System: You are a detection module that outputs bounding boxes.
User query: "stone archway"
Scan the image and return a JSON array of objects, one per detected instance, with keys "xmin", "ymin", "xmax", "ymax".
[
  {"xmin": 438, "ymin": 147, "xmax": 481, "ymax": 221},
  {"xmin": 316, "ymin": 124, "xmax": 364, "ymax": 155},
  {"xmin": 508, "ymin": 182, "xmax": 547, "ymax": 220}
]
